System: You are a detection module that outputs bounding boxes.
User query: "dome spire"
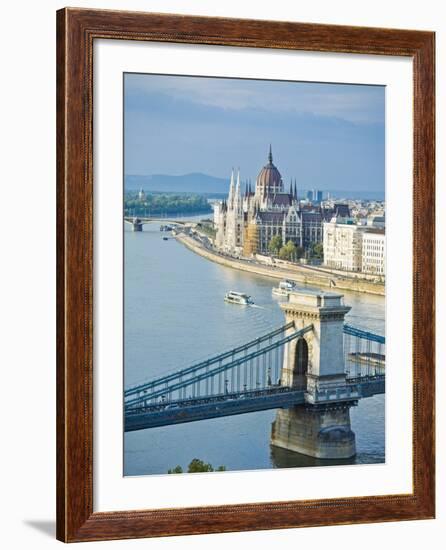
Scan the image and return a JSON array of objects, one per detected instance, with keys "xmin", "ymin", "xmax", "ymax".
[{"xmin": 268, "ymin": 144, "xmax": 273, "ymax": 164}]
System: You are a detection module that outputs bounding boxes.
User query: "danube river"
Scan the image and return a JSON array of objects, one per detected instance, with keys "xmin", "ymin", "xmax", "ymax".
[{"xmin": 124, "ymin": 221, "xmax": 385, "ymax": 476}]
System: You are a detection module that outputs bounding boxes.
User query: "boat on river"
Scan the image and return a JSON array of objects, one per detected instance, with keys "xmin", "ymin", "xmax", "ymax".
[
  {"xmin": 272, "ymin": 280, "xmax": 297, "ymax": 297},
  {"xmin": 224, "ymin": 291, "xmax": 254, "ymax": 306}
]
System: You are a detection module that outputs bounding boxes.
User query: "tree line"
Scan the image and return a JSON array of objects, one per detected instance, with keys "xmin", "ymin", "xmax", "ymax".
[
  {"xmin": 124, "ymin": 191, "xmax": 212, "ymax": 216},
  {"xmin": 168, "ymin": 458, "xmax": 226, "ymax": 474},
  {"xmin": 268, "ymin": 235, "xmax": 323, "ymax": 262}
]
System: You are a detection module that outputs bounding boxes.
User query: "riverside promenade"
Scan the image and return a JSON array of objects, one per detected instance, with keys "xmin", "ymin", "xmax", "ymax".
[{"xmin": 175, "ymin": 233, "xmax": 385, "ymax": 297}]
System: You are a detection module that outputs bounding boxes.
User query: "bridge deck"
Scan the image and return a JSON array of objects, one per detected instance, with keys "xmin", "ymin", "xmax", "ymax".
[
  {"xmin": 124, "ymin": 377, "xmax": 385, "ymax": 432},
  {"xmin": 125, "ymin": 387, "xmax": 306, "ymax": 431}
]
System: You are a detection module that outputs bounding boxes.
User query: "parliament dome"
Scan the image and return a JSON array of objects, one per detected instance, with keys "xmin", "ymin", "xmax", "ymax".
[{"xmin": 256, "ymin": 146, "xmax": 283, "ymax": 194}]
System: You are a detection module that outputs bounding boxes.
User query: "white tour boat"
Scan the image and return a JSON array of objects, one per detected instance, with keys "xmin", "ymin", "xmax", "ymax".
[
  {"xmin": 272, "ymin": 280, "xmax": 297, "ymax": 297},
  {"xmin": 224, "ymin": 291, "xmax": 254, "ymax": 306}
]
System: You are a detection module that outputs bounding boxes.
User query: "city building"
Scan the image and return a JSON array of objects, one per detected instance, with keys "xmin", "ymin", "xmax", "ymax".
[
  {"xmin": 362, "ymin": 230, "xmax": 385, "ymax": 276},
  {"xmin": 313, "ymin": 189, "xmax": 323, "ymax": 203},
  {"xmin": 323, "ymin": 218, "xmax": 365, "ymax": 272},
  {"xmin": 215, "ymin": 146, "xmax": 349, "ymax": 257},
  {"xmin": 306, "ymin": 189, "xmax": 323, "ymax": 203},
  {"xmin": 367, "ymin": 214, "xmax": 385, "ymax": 229},
  {"xmin": 323, "ymin": 218, "xmax": 386, "ymax": 276}
]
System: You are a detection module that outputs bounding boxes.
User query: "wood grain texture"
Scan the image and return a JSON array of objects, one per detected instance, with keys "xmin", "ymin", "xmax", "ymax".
[{"xmin": 56, "ymin": 7, "xmax": 435, "ymax": 542}]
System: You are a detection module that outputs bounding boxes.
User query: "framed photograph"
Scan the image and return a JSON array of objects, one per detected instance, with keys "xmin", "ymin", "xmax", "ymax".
[{"xmin": 56, "ymin": 8, "xmax": 435, "ymax": 542}]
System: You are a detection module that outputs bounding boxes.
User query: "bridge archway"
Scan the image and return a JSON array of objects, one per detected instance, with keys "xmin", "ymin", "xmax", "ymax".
[{"xmin": 293, "ymin": 337, "xmax": 308, "ymax": 388}]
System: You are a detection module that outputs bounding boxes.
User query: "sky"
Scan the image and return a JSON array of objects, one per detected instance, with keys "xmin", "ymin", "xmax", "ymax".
[{"xmin": 124, "ymin": 73, "xmax": 385, "ymax": 194}]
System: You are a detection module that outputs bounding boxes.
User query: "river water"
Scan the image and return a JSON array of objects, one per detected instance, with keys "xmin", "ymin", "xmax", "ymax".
[{"xmin": 124, "ymin": 221, "xmax": 385, "ymax": 476}]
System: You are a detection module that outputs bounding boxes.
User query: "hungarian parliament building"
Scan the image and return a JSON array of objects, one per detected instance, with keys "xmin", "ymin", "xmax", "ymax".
[{"xmin": 214, "ymin": 147, "xmax": 350, "ymax": 257}]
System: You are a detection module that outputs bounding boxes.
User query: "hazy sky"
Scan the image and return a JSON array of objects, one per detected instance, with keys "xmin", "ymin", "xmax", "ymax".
[{"xmin": 124, "ymin": 73, "xmax": 385, "ymax": 193}]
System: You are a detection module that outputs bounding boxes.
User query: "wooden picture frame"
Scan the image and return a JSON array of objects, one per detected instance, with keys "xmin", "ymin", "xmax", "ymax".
[{"xmin": 56, "ymin": 7, "xmax": 435, "ymax": 542}]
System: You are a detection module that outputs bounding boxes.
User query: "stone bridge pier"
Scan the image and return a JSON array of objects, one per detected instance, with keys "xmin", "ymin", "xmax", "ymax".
[
  {"xmin": 131, "ymin": 217, "xmax": 143, "ymax": 231},
  {"xmin": 271, "ymin": 289, "xmax": 357, "ymax": 459}
]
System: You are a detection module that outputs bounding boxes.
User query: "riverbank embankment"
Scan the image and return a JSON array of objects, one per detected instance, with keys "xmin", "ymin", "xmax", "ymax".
[{"xmin": 176, "ymin": 234, "xmax": 385, "ymax": 297}]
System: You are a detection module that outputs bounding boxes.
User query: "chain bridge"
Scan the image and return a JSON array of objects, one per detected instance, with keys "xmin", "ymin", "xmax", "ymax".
[{"xmin": 125, "ymin": 289, "xmax": 384, "ymax": 459}]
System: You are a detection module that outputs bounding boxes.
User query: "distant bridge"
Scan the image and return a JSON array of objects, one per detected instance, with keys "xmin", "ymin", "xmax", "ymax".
[{"xmin": 124, "ymin": 216, "xmax": 191, "ymax": 231}]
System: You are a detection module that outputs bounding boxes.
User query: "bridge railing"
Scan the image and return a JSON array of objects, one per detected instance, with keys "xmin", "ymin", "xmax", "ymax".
[
  {"xmin": 343, "ymin": 324, "xmax": 385, "ymax": 379},
  {"xmin": 125, "ymin": 324, "xmax": 314, "ymax": 411},
  {"xmin": 124, "ymin": 321, "xmax": 295, "ymax": 398},
  {"xmin": 343, "ymin": 324, "xmax": 385, "ymax": 344}
]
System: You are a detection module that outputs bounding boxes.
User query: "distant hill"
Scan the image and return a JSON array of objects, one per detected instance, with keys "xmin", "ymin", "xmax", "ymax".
[{"xmin": 125, "ymin": 173, "xmax": 229, "ymax": 194}]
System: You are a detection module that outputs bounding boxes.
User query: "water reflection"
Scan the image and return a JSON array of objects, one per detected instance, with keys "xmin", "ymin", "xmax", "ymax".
[{"xmin": 270, "ymin": 444, "xmax": 356, "ymax": 469}]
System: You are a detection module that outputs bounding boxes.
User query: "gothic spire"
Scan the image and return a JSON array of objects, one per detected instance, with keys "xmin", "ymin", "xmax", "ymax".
[
  {"xmin": 228, "ymin": 168, "xmax": 235, "ymax": 207},
  {"xmin": 233, "ymin": 168, "xmax": 241, "ymax": 212},
  {"xmin": 268, "ymin": 144, "xmax": 273, "ymax": 164}
]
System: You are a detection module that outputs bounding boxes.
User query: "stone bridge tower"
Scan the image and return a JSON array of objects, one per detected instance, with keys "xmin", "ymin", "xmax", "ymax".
[{"xmin": 271, "ymin": 289, "xmax": 358, "ymax": 459}]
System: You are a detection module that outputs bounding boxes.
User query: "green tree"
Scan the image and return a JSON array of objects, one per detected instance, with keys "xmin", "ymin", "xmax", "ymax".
[
  {"xmin": 187, "ymin": 458, "xmax": 215, "ymax": 473},
  {"xmin": 167, "ymin": 465, "xmax": 183, "ymax": 474},
  {"xmin": 268, "ymin": 234, "xmax": 282, "ymax": 256},
  {"xmin": 279, "ymin": 240, "xmax": 297, "ymax": 261},
  {"xmin": 311, "ymin": 242, "xmax": 324, "ymax": 260}
]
